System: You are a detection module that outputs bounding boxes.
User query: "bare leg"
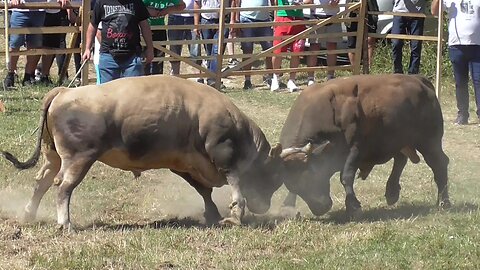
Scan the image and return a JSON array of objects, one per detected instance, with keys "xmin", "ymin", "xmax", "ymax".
[
  {"xmin": 326, "ymin": 42, "xmax": 337, "ymax": 78},
  {"xmin": 170, "ymin": 170, "xmax": 222, "ymax": 225},
  {"xmin": 289, "ymin": 56, "xmax": 300, "ymax": 81},
  {"xmin": 307, "ymin": 43, "xmax": 320, "ymax": 80}
]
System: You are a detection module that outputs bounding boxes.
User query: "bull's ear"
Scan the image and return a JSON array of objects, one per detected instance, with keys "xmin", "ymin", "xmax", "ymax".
[
  {"xmin": 269, "ymin": 143, "xmax": 282, "ymax": 158},
  {"xmin": 311, "ymin": 140, "xmax": 332, "ymax": 156}
]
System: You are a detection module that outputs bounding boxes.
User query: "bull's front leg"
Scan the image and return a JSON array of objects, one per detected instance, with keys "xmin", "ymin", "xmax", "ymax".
[
  {"xmin": 220, "ymin": 174, "xmax": 245, "ymax": 226},
  {"xmin": 341, "ymin": 145, "xmax": 362, "ymax": 219}
]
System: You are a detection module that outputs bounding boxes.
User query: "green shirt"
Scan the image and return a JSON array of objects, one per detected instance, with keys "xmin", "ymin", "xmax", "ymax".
[
  {"xmin": 276, "ymin": 0, "xmax": 304, "ymax": 18},
  {"xmin": 143, "ymin": 0, "xmax": 181, "ymax": 25}
]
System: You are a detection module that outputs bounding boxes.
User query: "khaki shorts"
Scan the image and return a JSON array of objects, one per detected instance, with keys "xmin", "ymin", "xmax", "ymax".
[{"xmin": 307, "ymin": 16, "xmax": 342, "ymax": 44}]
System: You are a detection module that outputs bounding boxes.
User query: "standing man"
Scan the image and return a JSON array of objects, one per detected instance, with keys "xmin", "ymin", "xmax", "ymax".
[
  {"xmin": 432, "ymin": 0, "xmax": 480, "ymax": 125},
  {"xmin": 143, "ymin": 0, "xmax": 186, "ymax": 75},
  {"xmin": 305, "ymin": 0, "xmax": 342, "ymax": 85},
  {"xmin": 168, "ymin": 0, "xmax": 201, "ymax": 78},
  {"xmin": 82, "ymin": 0, "xmax": 154, "ymax": 84},
  {"xmin": 235, "ymin": 0, "xmax": 274, "ymax": 89},
  {"xmin": 271, "ymin": 0, "xmax": 312, "ymax": 92},
  {"xmin": 4, "ymin": 0, "xmax": 46, "ymax": 88},
  {"xmin": 391, "ymin": 0, "xmax": 426, "ymax": 74}
]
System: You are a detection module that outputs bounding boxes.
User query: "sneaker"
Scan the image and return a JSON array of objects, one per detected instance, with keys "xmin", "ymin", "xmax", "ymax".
[
  {"xmin": 22, "ymin": 73, "xmax": 36, "ymax": 86},
  {"xmin": 287, "ymin": 80, "xmax": 299, "ymax": 92},
  {"xmin": 263, "ymin": 75, "xmax": 272, "ymax": 87},
  {"xmin": 270, "ymin": 75, "xmax": 280, "ymax": 92},
  {"xmin": 228, "ymin": 58, "xmax": 240, "ymax": 68},
  {"xmin": 308, "ymin": 80, "xmax": 315, "ymax": 86},
  {"xmin": 454, "ymin": 114, "xmax": 468, "ymax": 125},
  {"xmin": 3, "ymin": 72, "xmax": 15, "ymax": 88},
  {"xmin": 39, "ymin": 75, "xmax": 53, "ymax": 86},
  {"xmin": 243, "ymin": 80, "xmax": 253, "ymax": 90},
  {"xmin": 327, "ymin": 74, "xmax": 335, "ymax": 81},
  {"xmin": 207, "ymin": 80, "xmax": 226, "ymax": 92},
  {"xmin": 34, "ymin": 67, "xmax": 42, "ymax": 82},
  {"xmin": 196, "ymin": 78, "xmax": 205, "ymax": 84}
]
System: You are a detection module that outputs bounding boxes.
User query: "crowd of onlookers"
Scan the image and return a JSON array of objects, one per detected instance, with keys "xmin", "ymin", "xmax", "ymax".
[{"xmin": 3, "ymin": 0, "xmax": 480, "ymax": 125}]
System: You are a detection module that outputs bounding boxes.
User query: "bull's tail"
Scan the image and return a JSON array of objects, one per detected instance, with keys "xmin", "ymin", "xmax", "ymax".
[{"xmin": 1, "ymin": 87, "xmax": 63, "ymax": 170}]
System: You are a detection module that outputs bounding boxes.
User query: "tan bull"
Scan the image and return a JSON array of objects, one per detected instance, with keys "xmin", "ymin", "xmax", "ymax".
[{"xmin": 2, "ymin": 75, "xmax": 284, "ymax": 230}]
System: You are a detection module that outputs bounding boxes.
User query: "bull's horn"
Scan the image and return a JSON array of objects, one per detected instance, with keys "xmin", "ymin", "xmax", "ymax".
[{"xmin": 280, "ymin": 143, "xmax": 312, "ymax": 159}]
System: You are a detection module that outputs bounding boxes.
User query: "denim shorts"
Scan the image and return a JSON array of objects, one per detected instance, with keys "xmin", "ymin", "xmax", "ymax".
[
  {"xmin": 9, "ymin": 11, "xmax": 46, "ymax": 49},
  {"xmin": 98, "ymin": 53, "xmax": 143, "ymax": 84},
  {"xmin": 239, "ymin": 16, "xmax": 273, "ymax": 53}
]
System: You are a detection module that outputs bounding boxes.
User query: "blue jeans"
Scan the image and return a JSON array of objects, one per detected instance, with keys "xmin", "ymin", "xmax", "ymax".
[
  {"xmin": 144, "ymin": 30, "xmax": 166, "ymax": 75},
  {"xmin": 98, "ymin": 53, "xmax": 143, "ymax": 84},
  {"xmin": 168, "ymin": 15, "xmax": 201, "ymax": 74},
  {"xmin": 200, "ymin": 17, "xmax": 229, "ymax": 83},
  {"xmin": 391, "ymin": 16, "xmax": 424, "ymax": 74},
  {"xmin": 9, "ymin": 11, "xmax": 46, "ymax": 49},
  {"xmin": 239, "ymin": 16, "xmax": 273, "ymax": 54},
  {"xmin": 449, "ymin": 45, "xmax": 480, "ymax": 119}
]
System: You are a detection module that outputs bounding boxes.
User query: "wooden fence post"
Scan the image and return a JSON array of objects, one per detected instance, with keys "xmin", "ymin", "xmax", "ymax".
[
  {"xmin": 353, "ymin": 0, "xmax": 367, "ymax": 75},
  {"xmin": 80, "ymin": 0, "xmax": 91, "ymax": 86},
  {"xmin": 215, "ymin": 0, "xmax": 227, "ymax": 90},
  {"xmin": 435, "ymin": 2, "xmax": 444, "ymax": 99}
]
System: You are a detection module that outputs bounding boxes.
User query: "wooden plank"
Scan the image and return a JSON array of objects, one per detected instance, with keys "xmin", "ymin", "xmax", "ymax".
[
  {"xmin": 368, "ymin": 33, "xmax": 438, "ymax": 41},
  {"xmin": 0, "ymin": 2, "xmax": 81, "ymax": 9},
  {"xmin": 0, "ymin": 26, "xmax": 80, "ymax": 35},
  {"xmin": 435, "ymin": 1, "xmax": 444, "ymax": 98},
  {"xmin": 59, "ymin": 10, "xmax": 82, "ymax": 84},
  {"xmin": 80, "ymin": 1, "xmax": 90, "ymax": 86},
  {"xmin": 352, "ymin": 0, "xmax": 365, "ymax": 75},
  {"xmin": 368, "ymin": 11, "xmax": 433, "ymax": 18},
  {"xmin": 214, "ymin": 0, "xmax": 227, "ymax": 89},
  {"xmin": 2, "ymin": 48, "xmax": 81, "ymax": 56},
  {"xmin": 4, "ymin": 0, "xmax": 9, "ymax": 73}
]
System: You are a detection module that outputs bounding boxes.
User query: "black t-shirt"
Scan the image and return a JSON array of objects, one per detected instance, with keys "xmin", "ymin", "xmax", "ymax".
[{"xmin": 92, "ymin": 0, "xmax": 149, "ymax": 56}]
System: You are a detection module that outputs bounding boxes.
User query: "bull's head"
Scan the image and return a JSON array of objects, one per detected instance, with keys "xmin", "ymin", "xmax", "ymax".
[
  {"xmin": 240, "ymin": 143, "xmax": 284, "ymax": 214},
  {"xmin": 280, "ymin": 141, "xmax": 343, "ymax": 216}
]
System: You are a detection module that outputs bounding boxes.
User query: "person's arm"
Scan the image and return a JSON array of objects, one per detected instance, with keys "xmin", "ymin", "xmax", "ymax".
[
  {"xmin": 139, "ymin": 19, "xmax": 154, "ymax": 63},
  {"xmin": 82, "ymin": 23, "xmax": 98, "ymax": 61},
  {"xmin": 157, "ymin": 0, "xmax": 186, "ymax": 17},
  {"xmin": 431, "ymin": 0, "xmax": 440, "ymax": 16},
  {"xmin": 194, "ymin": 0, "xmax": 201, "ymax": 35}
]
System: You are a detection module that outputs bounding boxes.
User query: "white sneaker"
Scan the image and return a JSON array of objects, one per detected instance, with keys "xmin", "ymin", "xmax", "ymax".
[
  {"xmin": 270, "ymin": 75, "xmax": 280, "ymax": 92},
  {"xmin": 287, "ymin": 80, "xmax": 298, "ymax": 92},
  {"xmin": 308, "ymin": 80, "xmax": 315, "ymax": 86}
]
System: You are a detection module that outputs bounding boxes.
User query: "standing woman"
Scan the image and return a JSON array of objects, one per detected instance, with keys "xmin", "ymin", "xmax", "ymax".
[{"xmin": 432, "ymin": 0, "xmax": 480, "ymax": 125}]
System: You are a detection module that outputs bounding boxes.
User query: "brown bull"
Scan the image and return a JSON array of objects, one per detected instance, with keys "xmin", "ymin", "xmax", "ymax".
[
  {"xmin": 1, "ymin": 75, "xmax": 284, "ymax": 230},
  {"xmin": 279, "ymin": 74, "xmax": 451, "ymax": 218}
]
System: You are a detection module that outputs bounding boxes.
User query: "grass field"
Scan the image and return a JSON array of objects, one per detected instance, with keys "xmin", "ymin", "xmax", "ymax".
[{"xmin": 1, "ymin": 42, "xmax": 480, "ymax": 269}]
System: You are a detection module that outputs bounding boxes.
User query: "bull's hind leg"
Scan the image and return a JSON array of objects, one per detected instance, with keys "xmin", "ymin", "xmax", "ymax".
[
  {"xmin": 55, "ymin": 153, "xmax": 97, "ymax": 231},
  {"xmin": 24, "ymin": 149, "xmax": 61, "ymax": 221},
  {"xmin": 341, "ymin": 145, "xmax": 362, "ymax": 218},
  {"xmin": 418, "ymin": 141, "xmax": 451, "ymax": 208},
  {"xmin": 385, "ymin": 153, "xmax": 408, "ymax": 206},
  {"xmin": 170, "ymin": 170, "xmax": 222, "ymax": 225}
]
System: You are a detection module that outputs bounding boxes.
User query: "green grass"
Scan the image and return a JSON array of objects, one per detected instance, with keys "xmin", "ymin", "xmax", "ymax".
[{"xmin": 1, "ymin": 44, "xmax": 480, "ymax": 269}]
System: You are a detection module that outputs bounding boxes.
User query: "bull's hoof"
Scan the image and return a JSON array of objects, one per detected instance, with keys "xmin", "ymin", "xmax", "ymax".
[
  {"xmin": 219, "ymin": 217, "xmax": 242, "ymax": 226},
  {"xmin": 23, "ymin": 211, "xmax": 36, "ymax": 223},
  {"xmin": 438, "ymin": 199, "xmax": 452, "ymax": 210},
  {"xmin": 204, "ymin": 211, "xmax": 222, "ymax": 226},
  {"xmin": 385, "ymin": 184, "xmax": 401, "ymax": 206},
  {"xmin": 279, "ymin": 206, "xmax": 299, "ymax": 219},
  {"xmin": 346, "ymin": 206, "xmax": 363, "ymax": 221}
]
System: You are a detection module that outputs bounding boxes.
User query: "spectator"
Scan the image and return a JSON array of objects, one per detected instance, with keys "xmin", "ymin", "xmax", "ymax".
[
  {"xmin": 194, "ymin": 0, "xmax": 233, "ymax": 88},
  {"xmin": 432, "ymin": 0, "xmax": 480, "ymax": 125},
  {"xmin": 391, "ymin": 0, "xmax": 425, "ymax": 74},
  {"xmin": 305, "ymin": 0, "xmax": 341, "ymax": 85},
  {"xmin": 82, "ymin": 0, "xmax": 154, "ymax": 84},
  {"xmin": 346, "ymin": 0, "xmax": 378, "ymax": 69},
  {"xmin": 38, "ymin": 0, "xmax": 70, "ymax": 85},
  {"xmin": 143, "ymin": 0, "xmax": 186, "ymax": 75},
  {"xmin": 168, "ymin": 0, "xmax": 202, "ymax": 79},
  {"xmin": 3, "ymin": 0, "xmax": 46, "ymax": 88},
  {"xmin": 235, "ymin": 0, "xmax": 274, "ymax": 89},
  {"xmin": 271, "ymin": 0, "xmax": 312, "ymax": 92}
]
